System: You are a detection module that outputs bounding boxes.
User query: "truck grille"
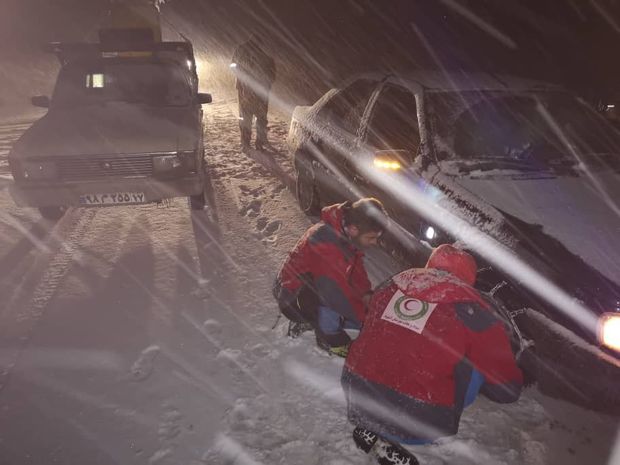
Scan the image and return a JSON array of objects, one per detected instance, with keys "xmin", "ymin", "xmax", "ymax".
[{"xmin": 56, "ymin": 154, "xmax": 154, "ymax": 181}]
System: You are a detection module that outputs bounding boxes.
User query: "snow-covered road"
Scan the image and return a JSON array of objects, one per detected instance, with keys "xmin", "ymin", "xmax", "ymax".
[{"xmin": 0, "ymin": 100, "xmax": 618, "ymax": 465}]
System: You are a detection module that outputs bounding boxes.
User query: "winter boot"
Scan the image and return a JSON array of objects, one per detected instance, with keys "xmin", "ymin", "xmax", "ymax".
[
  {"xmin": 352, "ymin": 427, "xmax": 378, "ymax": 453},
  {"xmin": 287, "ymin": 320, "xmax": 313, "ymax": 338},
  {"xmin": 372, "ymin": 438, "xmax": 419, "ymax": 465},
  {"xmin": 315, "ymin": 336, "xmax": 350, "ymax": 358}
]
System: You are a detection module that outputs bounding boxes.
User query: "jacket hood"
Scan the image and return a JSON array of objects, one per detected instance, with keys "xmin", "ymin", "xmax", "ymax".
[
  {"xmin": 426, "ymin": 244, "xmax": 478, "ymax": 286},
  {"xmin": 320, "ymin": 202, "xmax": 348, "ymax": 236},
  {"xmin": 393, "ymin": 268, "xmax": 488, "ymax": 306},
  {"xmin": 12, "ymin": 103, "xmax": 199, "ymax": 158}
]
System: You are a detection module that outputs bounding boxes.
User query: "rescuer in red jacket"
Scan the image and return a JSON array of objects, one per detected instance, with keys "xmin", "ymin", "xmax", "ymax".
[
  {"xmin": 273, "ymin": 198, "xmax": 388, "ymax": 355},
  {"xmin": 342, "ymin": 244, "xmax": 523, "ymax": 462}
]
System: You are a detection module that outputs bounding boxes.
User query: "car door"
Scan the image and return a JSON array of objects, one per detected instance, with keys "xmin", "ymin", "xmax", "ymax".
[
  {"xmin": 348, "ymin": 83, "xmax": 427, "ymax": 250},
  {"xmin": 349, "ymin": 83, "xmax": 421, "ymax": 194},
  {"xmin": 312, "ymin": 78, "xmax": 380, "ymax": 204}
]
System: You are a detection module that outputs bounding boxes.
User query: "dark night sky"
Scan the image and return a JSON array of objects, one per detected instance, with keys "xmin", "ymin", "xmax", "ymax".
[
  {"xmin": 164, "ymin": 0, "xmax": 620, "ymax": 97},
  {"xmin": 1, "ymin": 0, "xmax": 619, "ymax": 101}
]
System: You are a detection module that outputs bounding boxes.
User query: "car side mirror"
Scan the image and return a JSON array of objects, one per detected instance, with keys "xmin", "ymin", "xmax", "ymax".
[
  {"xmin": 31, "ymin": 96, "xmax": 50, "ymax": 108},
  {"xmin": 197, "ymin": 93, "xmax": 212, "ymax": 105},
  {"xmin": 372, "ymin": 149, "xmax": 413, "ymax": 172}
]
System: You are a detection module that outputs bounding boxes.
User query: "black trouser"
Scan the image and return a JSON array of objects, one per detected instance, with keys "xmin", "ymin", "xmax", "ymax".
[
  {"xmin": 280, "ymin": 285, "xmax": 319, "ymax": 326},
  {"xmin": 238, "ymin": 87, "xmax": 269, "ymax": 147}
]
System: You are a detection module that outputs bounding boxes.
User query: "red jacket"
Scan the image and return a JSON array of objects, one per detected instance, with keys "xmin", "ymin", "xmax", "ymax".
[
  {"xmin": 275, "ymin": 202, "xmax": 371, "ymax": 323},
  {"xmin": 342, "ymin": 268, "xmax": 523, "ymax": 442}
]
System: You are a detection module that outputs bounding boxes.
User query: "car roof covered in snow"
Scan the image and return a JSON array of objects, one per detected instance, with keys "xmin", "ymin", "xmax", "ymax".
[{"xmin": 353, "ymin": 70, "xmax": 564, "ymax": 93}]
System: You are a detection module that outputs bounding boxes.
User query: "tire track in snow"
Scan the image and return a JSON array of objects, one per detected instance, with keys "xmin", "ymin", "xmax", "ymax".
[{"xmin": 0, "ymin": 209, "xmax": 97, "ymax": 391}]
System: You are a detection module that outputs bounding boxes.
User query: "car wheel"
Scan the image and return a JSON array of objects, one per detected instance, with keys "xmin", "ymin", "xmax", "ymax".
[
  {"xmin": 189, "ymin": 192, "xmax": 206, "ymax": 210},
  {"xmin": 38, "ymin": 206, "xmax": 66, "ymax": 221},
  {"xmin": 295, "ymin": 162, "xmax": 320, "ymax": 216},
  {"xmin": 476, "ymin": 279, "xmax": 538, "ymax": 386}
]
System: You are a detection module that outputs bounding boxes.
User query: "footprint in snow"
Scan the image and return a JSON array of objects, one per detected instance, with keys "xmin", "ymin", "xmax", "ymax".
[
  {"xmin": 130, "ymin": 345, "xmax": 160, "ymax": 382},
  {"xmin": 263, "ymin": 220, "xmax": 282, "ymax": 236},
  {"xmin": 203, "ymin": 319, "xmax": 222, "ymax": 337},
  {"xmin": 158, "ymin": 405, "xmax": 183, "ymax": 441},
  {"xmin": 256, "ymin": 216, "xmax": 268, "ymax": 231},
  {"xmin": 240, "ymin": 199, "xmax": 261, "ymax": 217},
  {"xmin": 261, "ymin": 220, "xmax": 282, "ymax": 244}
]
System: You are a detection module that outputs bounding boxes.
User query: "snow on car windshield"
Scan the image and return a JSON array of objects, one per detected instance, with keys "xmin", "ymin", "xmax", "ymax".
[
  {"xmin": 430, "ymin": 91, "xmax": 620, "ymax": 173},
  {"xmin": 52, "ymin": 59, "xmax": 193, "ymax": 107}
]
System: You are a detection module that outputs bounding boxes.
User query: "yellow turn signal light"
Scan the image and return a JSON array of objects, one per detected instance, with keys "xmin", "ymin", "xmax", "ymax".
[
  {"xmin": 599, "ymin": 313, "xmax": 620, "ymax": 352},
  {"xmin": 373, "ymin": 158, "xmax": 402, "ymax": 171}
]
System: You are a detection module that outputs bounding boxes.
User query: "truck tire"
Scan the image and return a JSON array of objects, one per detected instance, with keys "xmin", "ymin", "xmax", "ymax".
[
  {"xmin": 189, "ymin": 192, "xmax": 206, "ymax": 210},
  {"xmin": 38, "ymin": 206, "xmax": 66, "ymax": 221}
]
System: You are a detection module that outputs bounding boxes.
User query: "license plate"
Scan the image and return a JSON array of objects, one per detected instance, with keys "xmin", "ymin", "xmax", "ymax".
[{"xmin": 79, "ymin": 192, "xmax": 146, "ymax": 205}]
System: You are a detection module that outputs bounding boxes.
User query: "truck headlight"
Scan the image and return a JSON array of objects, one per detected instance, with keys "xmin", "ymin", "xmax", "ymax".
[
  {"xmin": 599, "ymin": 313, "xmax": 620, "ymax": 352},
  {"xmin": 153, "ymin": 154, "xmax": 182, "ymax": 172},
  {"xmin": 21, "ymin": 161, "xmax": 58, "ymax": 180}
]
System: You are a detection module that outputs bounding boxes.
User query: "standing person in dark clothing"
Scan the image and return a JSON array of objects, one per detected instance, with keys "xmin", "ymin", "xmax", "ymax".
[
  {"xmin": 273, "ymin": 198, "xmax": 389, "ymax": 356},
  {"xmin": 231, "ymin": 34, "xmax": 276, "ymax": 152},
  {"xmin": 342, "ymin": 244, "xmax": 523, "ymax": 464}
]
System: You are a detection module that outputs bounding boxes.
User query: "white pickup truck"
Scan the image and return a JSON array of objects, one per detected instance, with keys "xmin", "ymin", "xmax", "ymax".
[{"xmin": 8, "ymin": 40, "xmax": 212, "ymax": 219}]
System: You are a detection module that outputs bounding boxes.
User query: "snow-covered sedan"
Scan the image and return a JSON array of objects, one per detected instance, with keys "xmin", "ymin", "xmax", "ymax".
[
  {"xmin": 8, "ymin": 40, "xmax": 212, "ymax": 219},
  {"xmin": 288, "ymin": 71, "xmax": 620, "ymax": 411}
]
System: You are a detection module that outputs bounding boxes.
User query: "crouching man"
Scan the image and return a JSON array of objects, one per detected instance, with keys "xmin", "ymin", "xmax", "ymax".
[
  {"xmin": 342, "ymin": 244, "xmax": 523, "ymax": 464},
  {"xmin": 273, "ymin": 198, "xmax": 388, "ymax": 356}
]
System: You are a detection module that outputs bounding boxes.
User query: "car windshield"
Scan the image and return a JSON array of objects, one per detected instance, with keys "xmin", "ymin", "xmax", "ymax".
[
  {"xmin": 52, "ymin": 59, "xmax": 193, "ymax": 107},
  {"xmin": 429, "ymin": 91, "xmax": 620, "ymax": 173}
]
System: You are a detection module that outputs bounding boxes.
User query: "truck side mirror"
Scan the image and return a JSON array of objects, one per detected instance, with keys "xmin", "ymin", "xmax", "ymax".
[
  {"xmin": 197, "ymin": 93, "xmax": 212, "ymax": 105},
  {"xmin": 31, "ymin": 96, "xmax": 50, "ymax": 108}
]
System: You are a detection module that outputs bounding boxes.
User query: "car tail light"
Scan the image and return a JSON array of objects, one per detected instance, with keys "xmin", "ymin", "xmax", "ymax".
[{"xmin": 598, "ymin": 313, "xmax": 620, "ymax": 352}]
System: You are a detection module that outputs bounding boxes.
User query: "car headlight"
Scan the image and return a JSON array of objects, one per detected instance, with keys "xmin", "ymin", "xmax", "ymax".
[
  {"xmin": 20, "ymin": 161, "xmax": 58, "ymax": 180},
  {"xmin": 598, "ymin": 313, "xmax": 620, "ymax": 352}
]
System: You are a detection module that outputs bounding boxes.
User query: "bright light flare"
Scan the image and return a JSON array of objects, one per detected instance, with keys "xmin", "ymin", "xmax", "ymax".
[
  {"xmin": 229, "ymin": 62, "xmax": 238, "ymax": 68},
  {"xmin": 373, "ymin": 158, "xmax": 402, "ymax": 171},
  {"xmin": 425, "ymin": 226, "xmax": 436, "ymax": 240},
  {"xmin": 599, "ymin": 313, "xmax": 620, "ymax": 351}
]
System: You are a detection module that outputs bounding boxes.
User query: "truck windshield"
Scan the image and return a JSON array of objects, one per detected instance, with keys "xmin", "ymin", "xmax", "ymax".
[
  {"xmin": 52, "ymin": 59, "xmax": 193, "ymax": 107},
  {"xmin": 430, "ymin": 91, "xmax": 620, "ymax": 172}
]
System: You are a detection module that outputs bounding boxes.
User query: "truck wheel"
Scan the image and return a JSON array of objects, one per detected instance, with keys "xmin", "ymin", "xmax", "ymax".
[
  {"xmin": 295, "ymin": 163, "xmax": 320, "ymax": 216},
  {"xmin": 38, "ymin": 206, "xmax": 66, "ymax": 221},
  {"xmin": 189, "ymin": 192, "xmax": 206, "ymax": 210}
]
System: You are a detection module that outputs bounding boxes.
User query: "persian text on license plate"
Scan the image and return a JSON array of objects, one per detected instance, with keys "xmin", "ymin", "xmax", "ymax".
[{"xmin": 79, "ymin": 192, "xmax": 146, "ymax": 205}]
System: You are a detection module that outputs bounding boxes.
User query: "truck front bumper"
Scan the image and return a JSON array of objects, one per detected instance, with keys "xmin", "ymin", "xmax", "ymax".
[{"xmin": 9, "ymin": 176, "xmax": 203, "ymax": 208}]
